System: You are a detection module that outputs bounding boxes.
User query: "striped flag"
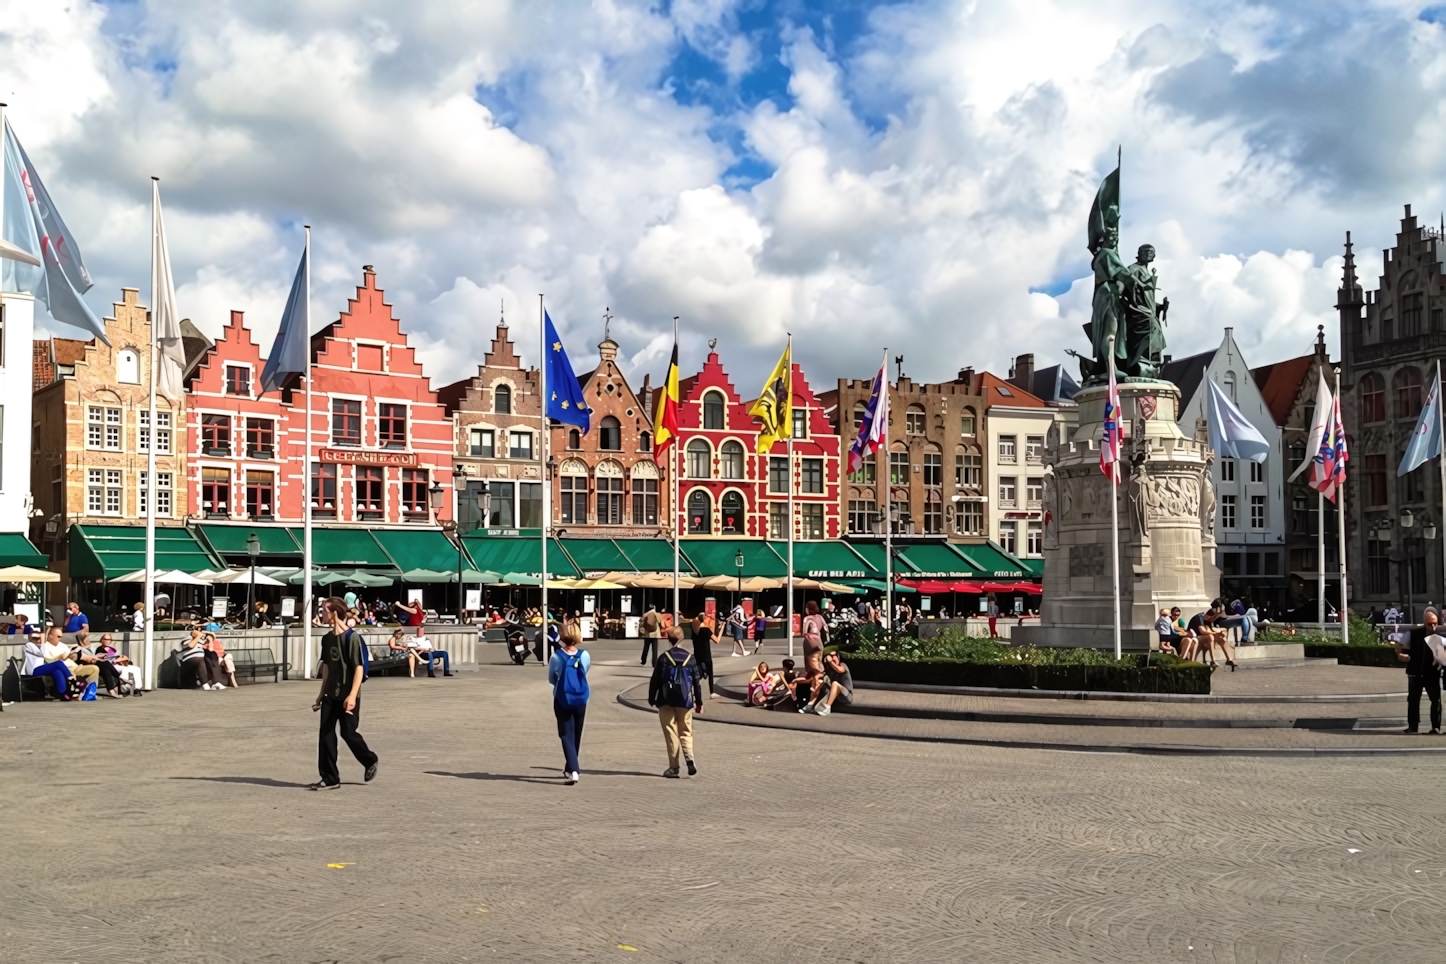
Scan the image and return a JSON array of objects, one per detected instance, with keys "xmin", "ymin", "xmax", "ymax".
[
  {"xmin": 1313, "ymin": 390, "xmax": 1349, "ymax": 503},
  {"xmin": 849, "ymin": 359, "xmax": 888, "ymax": 473},
  {"xmin": 1100, "ymin": 364, "xmax": 1122, "ymax": 483},
  {"xmin": 653, "ymin": 342, "xmax": 681, "ymax": 454}
]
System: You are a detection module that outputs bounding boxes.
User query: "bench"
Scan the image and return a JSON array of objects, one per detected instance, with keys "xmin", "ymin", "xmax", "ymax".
[
  {"xmin": 366, "ymin": 644, "xmax": 413, "ymax": 677},
  {"xmin": 226, "ymin": 648, "xmax": 289, "ymax": 684},
  {"xmin": 2, "ymin": 656, "xmax": 57, "ymax": 702}
]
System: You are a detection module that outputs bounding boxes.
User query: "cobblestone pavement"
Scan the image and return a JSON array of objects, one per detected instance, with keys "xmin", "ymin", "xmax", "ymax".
[{"xmin": 4, "ymin": 655, "xmax": 1446, "ymax": 963}]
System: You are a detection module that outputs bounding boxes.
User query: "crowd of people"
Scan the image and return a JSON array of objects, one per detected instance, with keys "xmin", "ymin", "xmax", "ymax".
[{"xmin": 1154, "ymin": 597, "xmax": 1263, "ymax": 670}]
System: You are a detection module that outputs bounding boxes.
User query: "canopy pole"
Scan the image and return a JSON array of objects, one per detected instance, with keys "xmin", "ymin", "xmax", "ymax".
[{"xmin": 539, "ymin": 294, "xmax": 549, "ymax": 652}]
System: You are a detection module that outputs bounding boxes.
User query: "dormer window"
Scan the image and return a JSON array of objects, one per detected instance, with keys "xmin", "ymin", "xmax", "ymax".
[{"xmin": 225, "ymin": 365, "xmax": 250, "ymax": 396}]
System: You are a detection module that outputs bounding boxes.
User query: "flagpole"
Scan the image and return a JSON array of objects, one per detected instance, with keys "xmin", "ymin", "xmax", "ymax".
[
  {"xmin": 143, "ymin": 179, "xmax": 160, "ymax": 690},
  {"xmin": 539, "ymin": 294, "xmax": 549, "ymax": 652},
  {"xmin": 672, "ymin": 316, "xmax": 680, "ymax": 627},
  {"xmin": 1439, "ymin": 359, "xmax": 1445, "ymax": 620},
  {"xmin": 1335, "ymin": 365, "xmax": 1349, "ymax": 643},
  {"xmin": 1107, "ymin": 335, "xmax": 1121, "ymax": 661},
  {"xmin": 882, "ymin": 348, "xmax": 892, "ymax": 638},
  {"xmin": 786, "ymin": 333, "xmax": 795, "ymax": 661},
  {"xmin": 302, "ymin": 225, "xmax": 314, "ymax": 679}
]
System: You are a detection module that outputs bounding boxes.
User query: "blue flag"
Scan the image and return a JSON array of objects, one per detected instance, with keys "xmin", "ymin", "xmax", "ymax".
[
  {"xmin": 261, "ymin": 244, "xmax": 309, "ymax": 394},
  {"xmin": 1399, "ymin": 368, "xmax": 1442, "ymax": 476},
  {"xmin": 544, "ymin": 310, "xmax": 590, "ymax": 432},
  {"xmin": 1204, "ymin": 377, "xmax": 1269, "ymax": 462}
]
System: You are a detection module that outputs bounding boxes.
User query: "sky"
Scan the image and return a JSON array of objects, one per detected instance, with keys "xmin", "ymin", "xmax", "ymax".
[{"xmin": 1, "ymin": 0, "xmax": 1443, "ymax": 393}]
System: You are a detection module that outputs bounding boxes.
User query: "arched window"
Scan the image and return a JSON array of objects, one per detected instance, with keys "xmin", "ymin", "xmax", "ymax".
[
  {"xmin": 853, "ymin": 403, "xmax": 867, "ymax": 430},
  {"xmin": 567, "ymin": 429, "xmax": 580, "ymax": 450},
  {"xmin": 905, "ymin": 404, "xmax": 926, "ymax": 435},
  {"xmin": 1360, "ymin": 372, "xmax": 1386, "ymax": 423},
  {"xmin": 599, "ymin": 416, "xmax": 622, "ymax": 451},
  {"xmin": 703, "ymin": 391, "xmax": 725, "ymax": 430},
  {"xmin": 720, "ymin": 440, "xmax": 745, "ymax": 479},
  {"xmin": 720, "ymin": 491, "xmax": 745, "ymax": 533},
  {"xmin": 559, "ymin": 459, "xmax": 589, "ymax": 525},
  {"xmin": 687, "ymin": 439, "xmax": 712, "ymax": 478},
  {"xmin": 687, "ymin": 489, "xmax": 712, "ymax": 533},
  {"xmin": 494, "ymin": 384, "xmax": 512, "ymax": 414},
  {"xmin": 1394, "ymin": 367, "xmax": 1423, "ymax": 420},
  {"xmin": 639, "ymin": 430, "xmax": 651, "ymax": 452},
  {"xmin": 1223, "ymin": 370, "xmax": 1236, "ymax": 402},
  {"xmin": 117, "ymin": 349, "xmax": 140, "ymax": 384}
]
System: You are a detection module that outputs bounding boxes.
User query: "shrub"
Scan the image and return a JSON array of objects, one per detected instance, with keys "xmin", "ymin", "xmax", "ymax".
[
  {"xmin": 1302, "ymin": 643, "xmax": 1400, "ymax": 668},
  {"xmin": 845, "ymin": 651, "xmax": 1212, "ymax": 694}
]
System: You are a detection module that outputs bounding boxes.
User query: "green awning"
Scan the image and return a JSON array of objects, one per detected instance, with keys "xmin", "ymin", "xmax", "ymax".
[
  {"xmin": 895, "ymin": 543, "xmax": 980, "ymax": 578},
  {"xmin": 952, "ymin": 542, "xmax": 1032, "ymax": 579},
  {"xmin": 196, "ymin": 524, "xmax": 301, "ymax": 559},
  {"xmin": 847, "ymin": 543, "xmax": 919, "ymax": 576},
  {"xmin": 842, "ymin": 578, "xmax": 917, "ymax": 594},
  {"xmin": 614, "ymin": 538, "xmax": 695, "ymax": 573},
  {"xmin": 462, "ymin": 536, "xmax": 579, "ymax": 579},
  {"xmin": 768, "ymin": 540, "xmax": 875, "ymax": 579},
  {"xmin": 373, "ymin": 529, "xmax": 465, "ymax": 573},
  {"xmin": 69, "ymin": 525, "xmax": 221, "ymax": 580},
  {"xmin": 0, "ymin": 533, "xmax": 48, "ymax": 568},
  {"xmin": 681, "ymin": 539, "xmax": 788, "ymax": 577},
  {"xmin": 558, "ymin": 538, "xmax": 633, "ymax": 575},
  {"xmin": 286, "ymin": 527, "xmax": 393, "ymax": 568}
]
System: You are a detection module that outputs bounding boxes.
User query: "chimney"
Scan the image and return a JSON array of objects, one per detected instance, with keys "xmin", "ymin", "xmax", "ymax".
[
  {"xmin": 642, "ymin": 373, "xmax": 653, "ymax": 412},
  {"xmin": 1009, "ymin": 353, "xmax": 1035, "ymax": 393},
  {"xmin": 957, "ymin": 367, "xmax": 974, "ymax": 389}
]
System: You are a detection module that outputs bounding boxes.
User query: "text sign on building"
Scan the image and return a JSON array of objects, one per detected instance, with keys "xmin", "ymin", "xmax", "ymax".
[
  {"xmin": 807, "ymin": 569, "xmax": 866, "ymax": 578},
  {"xmin": 319, "ymin": 448, "xmax": 420, "ymax": 467}
]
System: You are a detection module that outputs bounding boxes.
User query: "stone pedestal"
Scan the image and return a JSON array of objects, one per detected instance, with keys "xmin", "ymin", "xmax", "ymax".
[{"xmin": 1014, "ymin": 380, "xmax": 1219, "ymax": 650}]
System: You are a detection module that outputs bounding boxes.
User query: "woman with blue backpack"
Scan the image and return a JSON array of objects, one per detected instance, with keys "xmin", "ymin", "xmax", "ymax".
[{"xmin": 548, "ymin": 625, "xmax": 590, "ymax": 785}]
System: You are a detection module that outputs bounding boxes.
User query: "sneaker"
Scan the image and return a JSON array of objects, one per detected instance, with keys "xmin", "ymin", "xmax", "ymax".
[
  {"xmin": 443, "ymin": 672, "xmax": 455, "ymax": 677},
  {"xmin": 815, "ymin": 702, "xmax": 831, "ymax": 717},
  {"xmin": 307, "ymin": 781, "xmax": 340, "ymax": 791},
  {"xmin": 662, "ymin": 768, "xmax": 680, "ymax": 779},
  {"xmin": 364, "ymin": 762, "xmax": 378, "ymax": 783},
  {"xmin": 202, "ymin": 683, "xmax": 213, "ymax": 690},
  {"xmin": 1432, "ymin": 729, "xmax": 1442, "ymax": 735},
  {"xmin": 568, "ymin": 771, "xmax": 580, "ymax": 784},
  {"xmin": 686, "ymin": 759, "xmax": 697, "ymax": 777},
  {"xmin": 1404, "ymin": 727, "xmax": 1420, "ymax": 734}
]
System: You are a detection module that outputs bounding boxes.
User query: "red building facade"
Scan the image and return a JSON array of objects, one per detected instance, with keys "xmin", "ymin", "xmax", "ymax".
[{"xmin": 672, "ymin": 351, "xmax": 841, "ymax": 541}]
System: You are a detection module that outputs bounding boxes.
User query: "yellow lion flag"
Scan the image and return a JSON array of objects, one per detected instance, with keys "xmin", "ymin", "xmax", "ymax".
[{"xmin": 749, "ymin": 342, "xmax": 792, "ymax": 453}]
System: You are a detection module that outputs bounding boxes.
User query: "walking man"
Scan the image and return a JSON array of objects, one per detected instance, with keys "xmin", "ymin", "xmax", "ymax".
[
  {"xmin": 648, "ymin": 627, "xmax": 703, "ymax": 778},
  {"xmin": 639, "ymin": 604, "xmax": 662, "ymax": 665},
  {"xmin": 310, "ymin": 596, "xmax": 379, "ymax": 790},
  {"xmin": 1397, "ymin": 607, "xmax": 1443, "ymax": 734},
  {"xmin": 548, "ymin": 626, "xmax": 590, "ymax": 784}
]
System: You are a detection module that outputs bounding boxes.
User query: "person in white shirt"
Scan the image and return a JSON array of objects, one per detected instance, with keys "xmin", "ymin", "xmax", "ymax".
[
  {"xmin": 132, "ymin": 602, "xmax": 145, "ymax": 633},
  {"xmin": 23, "ymin": 631, "xmax": 74, "ymax": 699},
  {"xmin": 407, "ymin": 631, "xmax": 452, "ymax": 678}
]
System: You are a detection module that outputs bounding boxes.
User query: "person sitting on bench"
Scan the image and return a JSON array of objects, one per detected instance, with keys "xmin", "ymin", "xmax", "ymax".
[
  {"xmin": 177, "ymin": 628, "xmax": 223, "ymax": 690},
  {"xmin": 43, "ymin": 627, "xmax": 99, "ymax": 692},
  {"xmin": 1154, "ymin": 608, "xmax": 1181, "ymax": 656},
  {"xmin": 23, "ymin": 630, "xmax": 74, "ymax": 699},
  {"xmin": 96, "ymin": 633, "xmax": 143, "ymax": 695},
  {"xmin": 409, "ymin": 630, "xmax": 452, "ymax": 678},
  {"xmin": 75, "ymin": 637, "xmax": 123, "ymax": 698}
]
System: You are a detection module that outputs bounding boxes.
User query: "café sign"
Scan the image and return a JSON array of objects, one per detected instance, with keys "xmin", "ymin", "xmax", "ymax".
[{"xmin": 320, "ymin": 447, "xmax": 419, "ymax": 467}]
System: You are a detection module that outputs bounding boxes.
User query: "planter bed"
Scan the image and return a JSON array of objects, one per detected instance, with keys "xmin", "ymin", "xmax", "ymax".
[
  {"xmin": 1301, "ymin": 643, "xmax": 1400, "ymax": 668},
  {"xmin": 846, "ymin": 653, "xmax": 1212, "ymax": 695}
]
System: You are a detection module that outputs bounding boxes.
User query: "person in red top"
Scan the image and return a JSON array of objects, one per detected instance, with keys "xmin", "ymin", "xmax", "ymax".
[{"xmin": 394, "ymin": 598, "xmax": 425, "ymax": 628}]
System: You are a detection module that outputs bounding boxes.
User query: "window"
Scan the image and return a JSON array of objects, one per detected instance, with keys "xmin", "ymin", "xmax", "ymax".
[
  {"xmin": 890, "ymin": 451, "xmax": 909, "ymax": 485},
  {"xmin": 1250, "ymin": 494, "xmax": 1266, "ymax": 529},
  {"xmin": 598, "ymin": 476, "xmax": 624, "ymax": 525},
  {"xmin": 702, "ymin": 391, "xmax": 725, "ymax": 430},
  {"xmin": 1221, "ymin": 494, "xmax": 1236, "ymax": 529},
  {"xmin": 769, "ymin": 502, "xmax": 788, "ymax": 540},
  {"xmin": 86, "ymin": 406, "xmax": 104, "ymax": 449},
  {"xmin": 1223, "ymin": 370, "xmax": 1236, "ymax": 401},
  {"xmin": 923, "ymin": 495, "xmax": 942, "ymax": 534},
  {"xmin": 688, "ymin": 440, "xmax": 712, "ymax": 479},
  {"xmin": 117, "ymin": 349, "xmax": 139, "ymax": 384},
  {"xmin": 848, "ymin": 499, "xmax": 874, "ymax": 534},
  {"xmin": 853, "ymin": 403, "xmax": 867, "ymax": 430},
  {"xmin": 1404, "ymin": 461, "xmax": 1426, "ymax": 503},
  {"xmin": 956, "ymin": 452, "xmax": 982, "ymax": 488},
  {"xmin": 890, "ymin": 500, "xmax": 910, "ymax": 533},
  {"xmin": 1026, "ymin": 435, "xmax": 1044, "ymax": 462},
  {"xmin": 332, "ymin": 399, "xmax": 361, "ymax": 446},
  {"xmin": 956, "ymin": 501, "xmax": 983, "ymax": 536},
  {"xmin": 494, "ymin": 384, "xmax": 512, "ymax": 414},
  {"xmin": 245, "ymin": 471, "xmax": 275, "ymax": 519},
  {"xmin": 720, "ymin": 440, "xmax": 745, "ymax": 480},
  {"xmin": 998, "ymin": 435, "xmax": 1016, "ymax": 463},
  {"xmin": 998, "ymin": 521, "xmax": 1017, "ymax": 554},
  {"xmin": 801, "ymin": 458, "xmax": 823, "ymax": 494},
  {"xmin": 769, "ymin": 456, "xmax": 789, "ymax": 493},
  {"xmin": 848, "ymin": 454, "xmax": 876, "ymax": 484},
  {"xmin": 356, "ymin": 344, "xmax": 384, "ymax": 372},
  {"xmin": 792, "ymin": 408, "xmax": 808, "ymax": 439},
  {"xmin": 567, "ymin": 429, "xmax": 581, "ymax": 450},
  {"xmin": 1360, "ymin": 372, "xmax": 1385, "ymax": 423},
  {"xmin": 1027, "ymin": 521, "xmax": 1042, "ymax": 555},
  {"xmin": 401, "ymin": 469, "xmax": 429, "ymax": 515},
  {"xmin": 105, "ymin": 407, "xmax": 121, "ymax": 450},
  {"xmin": 489, "ymin": 481, "xmax": 515, "ymax": 528},
  {"xmin": 999, "ymin": 476, "xmax": 1017, "ymax": 508},
  {"xmin": 639, "ymin": 431, "xmax": 651, "ymax": 452},
  {"xmin": 1395, "ymin": 367, "xmax": 1423, "ymax": 420},
  {"xmin": 379, "ymin": 404, "xmax": 407, "ymax": 448},
  {"xmin": 599, "ymin": 416, "xmax": 622, "ymax": 451},
  {"xmin": 519, "ymin": 482, "xmax": 543, "ymax": 528},
  {"xmin": 1403, "ymin": 292, "xmax": 1425, "ymax": 337},
  {"xmin": 906, "ymin": 406, "xmax": 926, "ymax": 435},
  {"xmin": 1365, "ymin": 454, "xmax": 1388, "ymax": 506},
  {"xmin": 470, "ymin": 429, "xmax": 495, "ymax": 458},
  {"xmin": 1221, "ymin": 459, "xmax": 1235, "ymax": 482},
  {"xmin": 202, "ymin": 413, "xmax": 231, "ymax": 455},
  {"xmin": 139, "ymin": 471, "xmax": 172, "ymax": 517},
  {"xmin": 356, "ymin": 466, "xmax": 384, "ymax": 517},
  {"xmin": 561, "ymin": 473, "xmax": 587, "ymax": 525},
  {"xmin": 687, "ymin": 489, "xmax": 712, "ymax": 533},
  {"xmin": 923, "ymin": 452, "xmax": 942, "ymax": 487},
  {"xmin": 960, "ymin": 412, "xmax": 976, "ymax": 437},
  {"xmin": 86, "ymin": 469, "xmax": 104, "ymax": 514},
  {"xmin": 202, "ymin": 467, "xmax": 231, "ymax": 517},
  {"xmin": 720, "ymin": 491, "xmax": 745, "ymax": 533},
  {"xmin": 1026, "ymin": 477, "xmax": 1043, "ymax": 506},
  {"xmin": 1250, "ymin": 460, "xmax": 1264, "ymax": 484},
  {"xmin": 1292, "ymin": 489, "xmax": 1313, "ymax": 535},
  {"xmin": 1368, "ymin": 539, "xmax": 1391, "ymax": 594},
  {"xmin": 509, "ymin": 431, "xmax": 533, "ymax": 459},
  {"xmin": 632, "ymin": 477, "xmax": 658, "ymax": 525},
  {"xmin": 801, "ymin": 503, "xmax": 824, "ymax": 539},
  {"xmin": 311, "ymin": 463, "xmax": 337, "ymax": 518},
  {"xmin": 246, "ymin": 418, "xmax": 275, "ymax": 457},
  {"xmin": 139, "ymin": 410, "xmax": 172, "ymax": 454},
  {"xmin": 225, "ymin": 365, "xmax": 250, "ymax": 396}
]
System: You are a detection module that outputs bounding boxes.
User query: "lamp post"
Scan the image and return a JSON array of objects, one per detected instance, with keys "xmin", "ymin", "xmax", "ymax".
[
  {"xmin": 1402, "ymin": 509, "xmax": 1416, "ymax": 623},
  {"xmin": 246, "ymin": 531, "xmax": 260, "ymax": 631},
  {"xmin": 734, "ymin": 546, "xmax": 745, "ymax": 615},
  {"xmin": 1425, "ymin": 519, "xmax": 1440, "ymax": 619},
  {"xmin": 428, "ymin": 479, "xmax": 446, "ymax": 619},
  {"xmin": 454, "ymin": 464, "xmax": 469, "ymax": 622}
]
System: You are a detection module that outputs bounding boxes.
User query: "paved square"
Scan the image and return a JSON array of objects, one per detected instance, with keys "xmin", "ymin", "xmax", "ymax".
[{"xmin": 4, "ymin": 646, "xmax": 1445, "ymax": 963}]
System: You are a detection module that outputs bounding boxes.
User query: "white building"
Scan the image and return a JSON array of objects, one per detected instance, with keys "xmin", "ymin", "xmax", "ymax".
[
  {"xmin": 1161, "ymin": 328, "xmax": 1287, "ymax": 608},
  {"xmin": 979, "ymin": 370, "xmax": 1066, "ymax": 561}
]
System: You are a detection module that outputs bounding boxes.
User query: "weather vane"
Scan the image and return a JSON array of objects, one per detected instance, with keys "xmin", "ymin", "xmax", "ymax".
[{"xmin": 708, "ymin": 337, "xmax": 718, "ymax": 351}]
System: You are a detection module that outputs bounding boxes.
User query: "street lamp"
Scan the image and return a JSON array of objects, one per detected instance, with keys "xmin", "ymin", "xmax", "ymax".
[
  {"xmin": 246, "ymin": 531, "xmax": 260, "ymax": 630},
  {"xmin": 1402, "ymin": 509, "xmax": 1417, "ymax": 623},
  {"xmin": 734, "ymin": 546, "xmax": 745, "ymax": 612}
]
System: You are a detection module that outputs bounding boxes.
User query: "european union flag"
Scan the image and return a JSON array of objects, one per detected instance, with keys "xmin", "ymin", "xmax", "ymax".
[{"xmin": 544, "ymin": 310, "xmax": 590, "ymax": 433}]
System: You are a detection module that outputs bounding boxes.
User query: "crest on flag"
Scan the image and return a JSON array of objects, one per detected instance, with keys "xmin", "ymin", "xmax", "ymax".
[{"xmin": 1138, "ymin": 394, "xmax": 1157, "ymax": 420}]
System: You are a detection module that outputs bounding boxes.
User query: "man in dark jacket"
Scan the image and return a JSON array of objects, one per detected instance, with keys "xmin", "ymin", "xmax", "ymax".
[
  {"xmin": 647, "ymin": 627, "xmax": 703, "ymax": 778},
  {"xmin": 1397, "ymin": 607, "xmax": 1443, "ymax": 734},
  {"xmin": 310, "ymin": 596, "xmax": 380, "ymax": 789}
]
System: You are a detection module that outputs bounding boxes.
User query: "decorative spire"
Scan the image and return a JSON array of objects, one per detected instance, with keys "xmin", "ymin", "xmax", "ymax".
[{"xmin": 499, "ymin": 298, "xmax": 507, "ymax": 328}]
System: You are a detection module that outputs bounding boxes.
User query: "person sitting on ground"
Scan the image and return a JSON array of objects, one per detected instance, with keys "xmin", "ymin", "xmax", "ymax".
[
  {"xmin": 808, "ymin": 651, "xmax": 854, "ymax": 717},
  {"xmin": 204, "ymin": 632, "xmax": 238, "ymax": 688},
  {"xmin": 1154, "ymin": 608, "xmax": 1180, "ymax": 656},
  {"xmin": 746, "ymin": 661, "xmax": 780, "ymax": 706},
  {"xmin": 176, "ymin": 628, "xmax": 222, "ymax": 690},
  {"xmin": 775, "ymin": 658, "xmax": 806, "ymax": 711},
  {"xmin": 6, "ymin": 612, "xmax": 29, "ymax": 636},
  {"xmin": 23, "ymin": 630, "xmax": 73, "ymax": 699},
  {"xmin": 409, "ymin": 629, "xmax": 453, "ymax": 678}
]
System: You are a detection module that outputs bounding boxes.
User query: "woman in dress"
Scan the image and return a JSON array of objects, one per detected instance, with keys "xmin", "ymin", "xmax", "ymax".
[{"xmin": 801, "ymin": 601, "xmax": 827, "ymax": 677}]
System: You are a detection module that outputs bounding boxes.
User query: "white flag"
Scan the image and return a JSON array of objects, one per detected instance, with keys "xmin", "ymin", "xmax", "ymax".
[
  {"xmin": 1287, "ymin": 367, "xmax": 1333, "ymax": 483},
  {"xmin": 151, "ymin": 180, "xmax": 186, "ymax": 397}
]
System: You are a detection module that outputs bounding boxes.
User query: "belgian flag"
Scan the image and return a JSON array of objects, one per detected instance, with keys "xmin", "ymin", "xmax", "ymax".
[{"xmin": 654, "ymin": 342, "xmax": 681, "ymax": 454}]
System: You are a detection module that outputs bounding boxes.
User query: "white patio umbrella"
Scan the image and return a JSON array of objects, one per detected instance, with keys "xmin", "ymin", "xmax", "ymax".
[
  {"xmin": 205, "ymin": 568, "xmax": 287, "ymax": 587},
  {"xmin": 112, "ymin": 568, "xmax": 211, "ymax": 585}
]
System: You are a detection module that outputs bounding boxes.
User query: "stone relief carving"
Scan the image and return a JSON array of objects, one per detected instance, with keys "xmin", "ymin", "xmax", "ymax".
[
  {"xmin": 1042, "ymin": 469, "xmax": 1059, "ymax": 549},
  {"xmin": 1200, "ymin": 458, "xmax": 1216, "ymax": 539}
]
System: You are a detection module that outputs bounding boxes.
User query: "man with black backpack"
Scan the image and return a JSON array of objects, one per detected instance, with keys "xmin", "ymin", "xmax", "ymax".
[
  {"xmin": 309, "ymin": 596, "xmax": 379, "ymax": 791},
  {"xmin": 648, "ymin": 627, "xmax": 703, "ymax": 778}
]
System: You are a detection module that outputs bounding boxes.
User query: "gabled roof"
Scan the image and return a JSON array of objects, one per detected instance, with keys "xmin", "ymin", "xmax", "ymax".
[
  {"xmin": 1029, "ymin": 364, "xmax": 1079, "ymax": 403},
  {"xmin": 1159, "ymin": 349, "xmax": 1217, "ymax": 408},
  {"xmin": 1251, "ymin": 354, "xmax": 1316, "ymax": 427},
  {"xmin": 977, "ymin": 371, "xmax": 1046, "ymax": 409}
]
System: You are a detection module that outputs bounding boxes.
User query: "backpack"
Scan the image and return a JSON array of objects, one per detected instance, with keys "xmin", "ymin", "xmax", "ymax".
[
  {"xmin": 641, "ymin": 611, "xmax": 660, "ymax": 633},
  {"xmin": 340, "ymin": 629, "xmax": 369, "ymax": 682},
  {"xmin": 557, "ymin": 650, "xmax": 590, "ymax": 707},
  {"xmin": 662, "ymin": 651, "xmax": 697, "ymax": 709}
]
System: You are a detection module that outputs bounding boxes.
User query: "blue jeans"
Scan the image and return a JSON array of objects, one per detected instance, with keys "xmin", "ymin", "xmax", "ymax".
[
  {"xmin": 417, "ymin": 650, "xmax": 450, "ymax": 674},
  {"xmin": 31, "ymin": 661, "xmax": 71, "ymax": 697},
  {"xmin": 1219, "ymin": 615, "xmax": 1252, "ymax": 642},
  {"xmin": 553, "ymin": 700, "xmax": 586, "ymax": 773}
]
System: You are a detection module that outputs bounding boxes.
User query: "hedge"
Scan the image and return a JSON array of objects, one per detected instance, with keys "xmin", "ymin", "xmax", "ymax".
[
  {"xmin": 846, "ymin": 653, "xmax": 1212, "ymax": 694},
  {"xmin": 1302, "ymin": 643, "xmax": 1401, "ymax": 668}
]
